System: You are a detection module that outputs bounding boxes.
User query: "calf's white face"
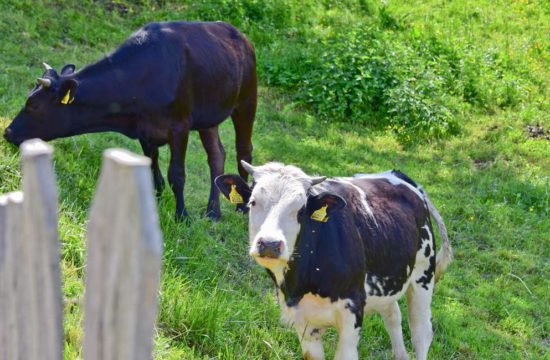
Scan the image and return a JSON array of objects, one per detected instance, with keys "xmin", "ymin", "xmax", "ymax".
[{"xmin": 242, "ymin": 162, "xmax": 325, "ymax": 273}]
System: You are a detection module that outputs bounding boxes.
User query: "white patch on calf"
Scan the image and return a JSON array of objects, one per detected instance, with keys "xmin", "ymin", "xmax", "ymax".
[
  {"xmin": 364, "ymin": 278, "xmax": 411, "ymax": 315},
  {"xmin": 279, "ymin": 292, "xmax": 361, "ymax": 359},
  {"xmin": 417, "ymin": 223, "xmax": 434, "ymax": 264},
  {"xmin": 354, "ymin": 171, "xmax": 424, "ymax": 199},
  {"xmin": 280, "ymin": 292, "xmax": 342, "ymax": 328},
  {"xmin": 335, "ymin": 178, "xmax": 378, "ymax": 226}
]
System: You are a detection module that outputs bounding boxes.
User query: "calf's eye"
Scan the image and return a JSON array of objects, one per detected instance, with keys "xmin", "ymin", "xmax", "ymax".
[{"xmin": 248, "ymin": 200, "xmax": 256, "ymax": 208}]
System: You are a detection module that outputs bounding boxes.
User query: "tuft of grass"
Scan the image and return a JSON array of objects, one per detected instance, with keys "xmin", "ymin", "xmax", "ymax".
[{"xmin": 0, "ymin": 1, "xmax": 548, "ymax": 359}]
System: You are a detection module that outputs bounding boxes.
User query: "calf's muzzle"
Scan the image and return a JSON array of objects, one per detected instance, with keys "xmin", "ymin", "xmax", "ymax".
[{"xmin": 257, "ymin": 238, "xmax": 283, "ymax": 259}]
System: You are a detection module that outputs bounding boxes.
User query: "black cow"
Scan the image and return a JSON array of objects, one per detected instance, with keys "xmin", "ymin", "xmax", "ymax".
[
  {"xmin": 4, "ymin": 21, "xmax": 257, "ymax": 221},
  {"xmin": 216, "ymin": 161, "xmax": 453, "ymax": 360}
]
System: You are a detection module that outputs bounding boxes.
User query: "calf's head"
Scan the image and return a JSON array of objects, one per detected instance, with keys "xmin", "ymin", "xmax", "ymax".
[
  {"xmin": 4, "ymin": 63, "xmax": 78, "ymax": 145},
  {"xmin": 216, "ymin": 161, "xmax": 346, "ymax": 273}
]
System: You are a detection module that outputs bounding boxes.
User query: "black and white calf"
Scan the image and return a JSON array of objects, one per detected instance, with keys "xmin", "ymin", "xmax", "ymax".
[{"xmin": 216, "ymin": 162, "xmax": 453, "ymax": 360}]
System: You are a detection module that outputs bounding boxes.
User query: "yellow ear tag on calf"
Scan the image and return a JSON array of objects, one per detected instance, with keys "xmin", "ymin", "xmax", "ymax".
[
  {"xmin": 61, "ymin": 90, "xmax": 71, "ymax": 105},
  {"xmin": 311, "ymin": 205, "xmax": 329, "ymax": 222},
  {"xmin": 229, "ymin": 185, "xmax": 244, "ymax": 204}
]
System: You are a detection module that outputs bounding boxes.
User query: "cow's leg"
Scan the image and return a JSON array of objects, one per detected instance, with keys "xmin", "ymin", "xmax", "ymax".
[
  {"xmin": 168, "ymin": 123, "xmax": 190, "ymax": 221},
  {"xmin": 406, "ymin": 281, "xmax": 434, "ymax": 360},
  {"xmin": 294, "ymin": 323, "xmax": 325, "ymax": 360},
  {"xmin": 231, "ymin": 93, "xmax": 256, "ymax": 212},
  {"xmin": 335, "ymin": 306, "xmax": 361, "ymax": 360},
  {"xmin": 198, "ymin": 126, "xmax": 225, "ymax": 220},
  {"xmin": 379, "ymin": 302, "xmax": 409, "ymax": 360},
  {"xmin": 139, "ymin": 139, "xmax": 165, "ymax": 199}
]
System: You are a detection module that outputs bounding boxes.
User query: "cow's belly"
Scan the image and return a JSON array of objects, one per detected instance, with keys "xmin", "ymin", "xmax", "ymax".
[
  {"xmin": 189, "ymin": 106, "xmax": 235, "ymax": 130},
  {"xmin": 364, "ymin": 277, "xmax": 411, "ymax": 315},
  {"xmin": 364, "ymin": 233, "xmax": 435, "ymax": 315},
  {"xmin": 279, "ymin": 292, "xmax": 350, "ymax": 328}
]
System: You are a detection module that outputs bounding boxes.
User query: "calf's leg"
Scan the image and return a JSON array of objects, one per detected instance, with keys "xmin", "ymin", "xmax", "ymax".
[
  {"xmin": 294, "ymin": 323, "xmax": 325, "ymax": 360},
  {"xmin": 139, "ymin": 139, "xmax": 165, "ymax": 199},
  {"xmin": 335, "ymin": 306, "xmax": 361, "ymax": 360},
  {"xmin": 379, "ymin": 302, "xmax": 409, "ymax": 360},
  {"xmin": 406, "ymin": 281, "xmax": 434, "ymax": 360},
  {"xmin": 168, "ymin": 122, "xmax": 190, "ymax": 221},
  {"xmin": 199, "ymin": 126, "xmax": 225, "ymax": 220}
]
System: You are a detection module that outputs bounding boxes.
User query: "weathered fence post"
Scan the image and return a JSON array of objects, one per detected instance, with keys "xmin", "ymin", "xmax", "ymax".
[
  {"xmin": 84, "ymin": 148, "xmax": 163, "ymax": 360},
  {"xmin": 0, "ymin": 138, "xmax": 62, "ymax": 360},
  {"xmin": 0, "ymin": 192, "xmax": 25, "ymax": 360},
  {"xmin": 21, "ymin": 139, "xmax": 63, "ymax": 360}
]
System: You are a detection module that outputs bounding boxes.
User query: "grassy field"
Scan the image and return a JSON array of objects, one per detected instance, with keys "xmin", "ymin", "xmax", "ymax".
[{"xmin": 0, "ymin": 0, "xmax": 549, "ymax": 359}]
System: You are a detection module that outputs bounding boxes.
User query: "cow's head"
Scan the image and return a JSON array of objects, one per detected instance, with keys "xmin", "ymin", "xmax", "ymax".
[
  {"xmin": 4, "ymin": 63, "xmax": 79, "ymax": 145},
  {"xmin": 216, "ymin": 161, "xmax": 346, "ymax": 275}
]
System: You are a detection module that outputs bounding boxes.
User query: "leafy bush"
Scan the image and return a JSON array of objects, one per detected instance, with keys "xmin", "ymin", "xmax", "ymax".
[{"xmin": 263, "ymin": 26, "xmax": 461, "ymax": 142}]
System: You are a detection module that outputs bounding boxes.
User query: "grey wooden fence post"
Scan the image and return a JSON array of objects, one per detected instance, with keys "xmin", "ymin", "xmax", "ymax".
[
  {"xmin": 20, "ymin": 139, "xmax": 63, "ymax": 360},
  {"xmin": 84, "ymin": 148, "xmax": 163, "ymax": 360},
  {"xmin": 0, "ymin": 192, "xmax": 25, "ymax": 360},
  {"xmin": 0, "ymin": 139, "xmax": 61, "ymax": 360}
]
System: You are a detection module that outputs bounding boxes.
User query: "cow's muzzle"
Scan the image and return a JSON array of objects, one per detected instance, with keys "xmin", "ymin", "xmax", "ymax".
[
  {"xmin": 3, "ymin": 128, "xmax": 21, "ymax": 145},
  {"xmin": 257, "ymin": 238, "xmax": 283, "ymax": 259},
  {"xmin": 3, "ymin": 128, "xmax": 13, "ymax": 142}
]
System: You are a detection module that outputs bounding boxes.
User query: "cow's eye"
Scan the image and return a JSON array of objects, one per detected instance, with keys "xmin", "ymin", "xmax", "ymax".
[
  {"xmin": 248, "ymin": 200, "xmax": 256, "ymax": 208},
  {"xmin": 26, "ymin": 100, "xmax": 39, "ymax": 112}
]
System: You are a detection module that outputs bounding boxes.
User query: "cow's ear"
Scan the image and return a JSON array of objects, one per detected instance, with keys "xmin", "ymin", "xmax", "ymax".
[
  {"xmin": 60, "ymin": 64, "xmax": 76, "ymax": 75},
  {"xmin": 58, "ymin": 79, "xmax": 78, "ymax": 105},
  {"xmin": 215, "ymin": 174, "xmax": 251, "ymax": 205},
  {"xmin": 306, "ymin": 192, "xmax": 346, "ymax": 222}
]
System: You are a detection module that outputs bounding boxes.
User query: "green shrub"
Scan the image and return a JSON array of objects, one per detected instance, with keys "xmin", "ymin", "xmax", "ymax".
[{"xmin": 263, "ymin": 26, "xmax": 461, "ymax": 142}]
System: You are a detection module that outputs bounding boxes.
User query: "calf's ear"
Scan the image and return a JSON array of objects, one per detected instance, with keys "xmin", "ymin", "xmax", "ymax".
[
  {"xmin": 215, "ymin": 174, "xmax": 251, "ymax": 205},
  {"xmin": 306, "ymin": 192, "xmax": 346, "ymax": 222}
]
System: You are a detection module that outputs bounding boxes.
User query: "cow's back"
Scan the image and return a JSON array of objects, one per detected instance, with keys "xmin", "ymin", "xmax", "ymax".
[
  {"xmin": 77, "ymin": 21, "xmax": 255, "ymax": 130},
  {"xmin": 317, "ymin": 174, "xmax": 431, "ymax": 298},
  {"xmin": 157, "ymin": 21, "xmax": 256, "ymax": 128}
]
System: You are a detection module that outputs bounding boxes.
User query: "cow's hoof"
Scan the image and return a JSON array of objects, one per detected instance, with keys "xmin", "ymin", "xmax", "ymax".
[
  {"xmin": 205, "ymin": 209, "xmax": 221, "ymax": 222},
  {"xmin": 174, "ymin": 210, "xmax": 190, "ymax": 225}
]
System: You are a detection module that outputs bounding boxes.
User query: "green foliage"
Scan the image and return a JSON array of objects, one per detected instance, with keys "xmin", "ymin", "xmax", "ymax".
[
  {"xmin": 287, "ymin": 28, "xmax": 460, "ymax": 141},
  {"xmin": 256, "ymin": 1, "xmax": 547, "ymax": 143}
]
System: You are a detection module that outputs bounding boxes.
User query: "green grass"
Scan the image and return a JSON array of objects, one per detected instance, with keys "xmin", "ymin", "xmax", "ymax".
[{"xmin": 0, "ymin": 1, "xmax": 549, "ymax": 359}]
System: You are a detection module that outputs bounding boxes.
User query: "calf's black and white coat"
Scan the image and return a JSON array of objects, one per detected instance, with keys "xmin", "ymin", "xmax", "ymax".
[{"xmin": 216, "ymin": 162, "xmax": 452, "ymax": 360}]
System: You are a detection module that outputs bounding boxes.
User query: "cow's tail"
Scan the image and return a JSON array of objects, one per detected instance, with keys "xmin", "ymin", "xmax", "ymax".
[{"xmin": 423, "ymin": 192, "xmax": 453, "ymax": 282}]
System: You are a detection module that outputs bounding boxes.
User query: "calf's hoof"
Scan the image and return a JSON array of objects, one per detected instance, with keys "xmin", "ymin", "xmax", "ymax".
[{"xmin": 395, "ymin": 353, "xmax": 410, "ymax": 360}]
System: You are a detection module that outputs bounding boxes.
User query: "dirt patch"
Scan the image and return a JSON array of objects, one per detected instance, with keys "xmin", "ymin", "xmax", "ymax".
[
  {"xmin": 473, "ymin": 159, "xmax": 492, "ymax": 169},
  {"xmin": 526, "ymin": 124, "xmax": 550, "ymax": 141},
  {"xmin": 103, "ymin": 1, "xmax": 129, "ymax": 15}
]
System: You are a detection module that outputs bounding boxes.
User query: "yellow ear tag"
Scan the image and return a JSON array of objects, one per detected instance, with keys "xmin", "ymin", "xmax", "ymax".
[
  {"xmin": 229, "ymin": 185, "xmax": 244, "ymax": 204},
  {"xmin": 61, "ymin": 90, "xmax": 71, "ymax": 105},
  {"xmin": 311, "ymin": 205, "xmax": 329, "ymax": 222}
]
